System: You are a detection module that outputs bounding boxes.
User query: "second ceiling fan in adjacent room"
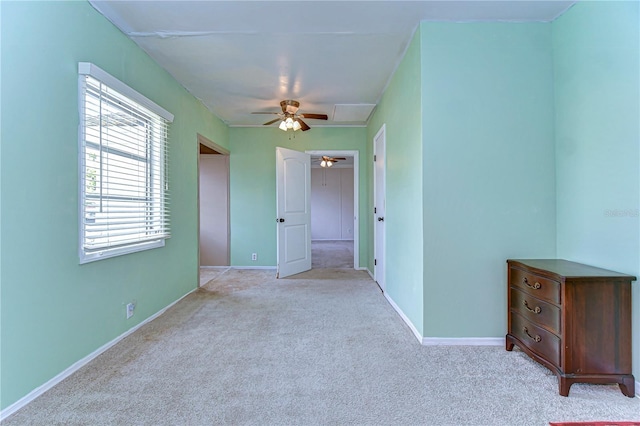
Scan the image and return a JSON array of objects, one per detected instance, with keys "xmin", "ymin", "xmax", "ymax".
[{"xmin": 318, "ymin": 155, "xmax": 346, "ymax": 168}]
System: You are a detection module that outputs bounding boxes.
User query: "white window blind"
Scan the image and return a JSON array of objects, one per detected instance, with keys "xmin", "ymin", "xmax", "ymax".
[{"xmin": 78, "ymin": 63, "xmax": 173, "ymax": 264}]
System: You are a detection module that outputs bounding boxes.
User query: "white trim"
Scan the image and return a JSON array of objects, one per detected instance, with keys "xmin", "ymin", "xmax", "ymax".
[
  {"xmin": 373, "ymin": 124, "xmax": 386, "ymax": 290},
  {"xmin": 305, "ymin": 149, "xmax": 360, "ymax": 270},
  {"xmin": 230, "ymin": 266, "xmax": 277, "ymax": 270},
  {"xmin": 228, "ymin": 124, "xmax": 367, "ymax": 128},
  {"xmin": 78, "ymin": 62, "xmax": 174, "ymax": 122},
  {"xmin": 199, "ymin": 266, "xmax": 231, "ymax": 270},
  {"xmin": 0, "ymin": 287, "xmax": 197, "ymax": 421},
  {"xmin": 383, "ymin": 292, "xmax": 423, "ymax": 343},
  {"xmin": 196, "ymin": 133, "xmax": 231, "ymax": 286},
  {"xmin": 421, "ymin": 337, "xmax": 504, "ymax": 346},
  {"xmin": 358, "ymin": 267, "xmax": 375, "ymax": 281},
  {"xmin": 80, "ymin": 240, "xmax": 165, "ymax": 265}
]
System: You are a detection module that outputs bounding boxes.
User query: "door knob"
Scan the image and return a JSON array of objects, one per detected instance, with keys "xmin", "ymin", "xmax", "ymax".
[
  {"xmin": 277, "ymin": 218, "xmax": 285, "ymax": 223},
  {"xmin": 377, "ymin": 217, "xmax": 384, "ymax": 222}
]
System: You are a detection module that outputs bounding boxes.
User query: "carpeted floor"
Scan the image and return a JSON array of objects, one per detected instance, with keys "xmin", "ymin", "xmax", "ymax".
[
  {"xmin": 311, "ymin": 240, "xmax": 354, "ymax": 269},
  {"xmin": 3, "ymin": 269, "xmax": 638, "ymax": 425}
]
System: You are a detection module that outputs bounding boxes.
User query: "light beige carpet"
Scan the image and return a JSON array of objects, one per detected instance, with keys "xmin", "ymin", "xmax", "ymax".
[
  {"xmin": 3, "ymin": 269, "xmax": 639, "ymax": 425},
  {"xmin": 311, "ymin": 240, "xmax": 354, "ymax": 269}
]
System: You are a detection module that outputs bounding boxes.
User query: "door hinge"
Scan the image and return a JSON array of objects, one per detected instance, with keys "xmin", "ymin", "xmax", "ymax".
[
  {"xmin": 374, "ymin": 207, "xmax": 377, "ymax": 214},
  {"xmin": 374, "ymin": 259, "xmax": 377, "ymax": 266},
  {"xmin": 374, "ymin": 155, "xmax": 377, "ymax": 162}
]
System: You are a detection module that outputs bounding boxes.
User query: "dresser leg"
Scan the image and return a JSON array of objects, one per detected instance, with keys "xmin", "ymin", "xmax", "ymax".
[
  {"xmin": 559, "ymin": 377, "xmax": 573, "ymax": 397},
  {"xmin": 505, "ymin": 335, "xmax": 514, "ymax": 351},
  {"xmin": 619, "ymin": 377, "xmax": 636, "ymax": 398}
]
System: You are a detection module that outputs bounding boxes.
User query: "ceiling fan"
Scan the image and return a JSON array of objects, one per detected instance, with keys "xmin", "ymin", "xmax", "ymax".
[
  {"xmin": 252, "ymin": 100, "xmax": 328, "ymax": 132},
  {"xmin": 318, "ymin": 155, "xmax": 346, "ymax": 168}
]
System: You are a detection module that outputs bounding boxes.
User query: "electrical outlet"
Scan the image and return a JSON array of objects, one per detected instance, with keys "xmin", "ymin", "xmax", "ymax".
[
  {"xmin": 251, "ymin": 253, "xmax": 257, "ymax": 261},
  {"xmin": 126, "ymin": 302, "xmax": 136, "ymax": 319}
]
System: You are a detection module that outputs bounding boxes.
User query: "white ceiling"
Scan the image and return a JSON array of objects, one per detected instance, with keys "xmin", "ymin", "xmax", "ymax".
[{"xmin": 89, "ymin": 0, "xmax": 575, "ymax": 128}]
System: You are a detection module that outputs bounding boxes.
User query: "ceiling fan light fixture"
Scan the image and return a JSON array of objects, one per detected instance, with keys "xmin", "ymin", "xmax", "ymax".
[
  {"xmin": 285, "ymin": 117, "xmax": 294, "ymax": 129},
  {"xmin": 320, "ymin": 160, "xmax": 327, "ymax": 167},
  {"xmin": 279, "ymin": 120, "xmax": 287, "ymax": 131},
  {"xmin": 292, "ymin": 120, "xmax": 301, "ymax": 131},
  {"xmin": 327, "ymin": 161, "xmax": 333, "ymax": 167}
]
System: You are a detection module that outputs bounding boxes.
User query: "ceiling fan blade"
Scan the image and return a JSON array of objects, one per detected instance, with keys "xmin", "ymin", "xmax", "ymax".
[
  {"xmin": 297, "ymin": 118, "xmax": 310, "ymax": 131},
  {"xmin": 263, "ymin": 118, "xmax": 281, "ymax": 126},
  {"xmin": 299, "ymin": 113, "xmax": 328, "ymax": 120},
  {"xmin": 332, "ymin": 157, "xmax": 347, "ymax": 160}
]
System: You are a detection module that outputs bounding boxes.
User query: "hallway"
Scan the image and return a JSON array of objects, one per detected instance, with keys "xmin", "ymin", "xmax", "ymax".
[{"xmin": 311, "ymin": 240, "xmax": 354, "ymax": 269}]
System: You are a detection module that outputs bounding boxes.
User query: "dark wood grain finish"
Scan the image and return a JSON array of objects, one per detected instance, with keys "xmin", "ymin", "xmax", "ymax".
[
  {"xmin": 510, "ymin": 287, "xmax": 560, "ymax": 335},
  {"xmin": 511, "ymin": 312, "xmax": 561, "ymax": 366},
  {"xmin": 506, "ymin": 259, "xmax": 636, "ymax": 397},
  {"xmin": 510, "ymin": 267, "xmax": 561, "ymax": 304}
]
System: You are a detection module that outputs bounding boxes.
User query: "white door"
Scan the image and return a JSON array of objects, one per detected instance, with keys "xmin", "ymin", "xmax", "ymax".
[
  {"xmin": 373, "ymin": 125, "xmax": 386, "ymax": 291},
  {"xmin": 276, "ymin": 147, "xmax": 311, "ymax": 278}
]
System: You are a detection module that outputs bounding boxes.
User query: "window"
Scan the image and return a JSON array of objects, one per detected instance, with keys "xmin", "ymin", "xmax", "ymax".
[{"xmin": 78, "ymin": 63, "xmax": 174, "ymax": 263}]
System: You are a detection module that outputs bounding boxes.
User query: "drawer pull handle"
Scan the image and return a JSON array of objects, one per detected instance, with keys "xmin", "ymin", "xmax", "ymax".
[
  {"xmin": 523, "ymin": 300, "xmax": 541, "ymax": 314},
  {"xmin": 523, "ymin": 327, "xmax": 541, "ymax": 342},
  {"xmin": 523, "ymin": 277, "xmax": 541, "ymax": 290}
]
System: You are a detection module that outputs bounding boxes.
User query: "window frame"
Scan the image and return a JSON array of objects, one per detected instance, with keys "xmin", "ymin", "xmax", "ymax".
[{"xmin": 78, "ymin": 62, "xmax": 174, "ymax": 264}]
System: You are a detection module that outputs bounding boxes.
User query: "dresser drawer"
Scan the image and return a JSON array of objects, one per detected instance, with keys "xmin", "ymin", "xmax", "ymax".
[
  {"xmin": 510, "ymin": 267, "xmax": 560, "ymax": 304},
  {"xmin": 510, "ymin": 287, "xmax": 560, "ymax": 335},
  {"xmin": 511, "ymin": 312, "xmax": 560, "ymax": 366}
]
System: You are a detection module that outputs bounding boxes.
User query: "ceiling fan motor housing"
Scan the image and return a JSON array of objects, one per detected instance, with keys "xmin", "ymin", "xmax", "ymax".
[{"xmin": 280, "ymin": 100, "xmax": 300, "ymax": 114}]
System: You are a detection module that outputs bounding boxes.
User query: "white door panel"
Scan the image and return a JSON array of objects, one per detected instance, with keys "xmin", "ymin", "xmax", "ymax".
[
  {"xmin": 276, "ymin": 147, "xmax": 311, "ymax": 278},
  {"xmin": 374, "ymin": 126, "xmax": 386, "ymax": 291}
]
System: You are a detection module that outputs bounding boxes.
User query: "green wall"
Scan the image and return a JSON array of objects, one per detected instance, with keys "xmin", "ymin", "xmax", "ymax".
[
  {"xmin": 553, "ymin": 0, "xmax": 640, "ymax": 381},
  {"xmin": 367, "ymin": 29, "xmax": 424, "ymax": 335},
  {"xmin": 3, "ymin": 0, "xmax": 639, "ymax": 412},
  {"xmin": 419, "ymin": 22, "xmax": 557, "ymax": 338},
  {"xmin": 228, "ymin": 127, "xmax": 368, "ymax": 268},
  {"xmin": 0, "ymin": 1, "xmax": 228, "ymax": 409}
]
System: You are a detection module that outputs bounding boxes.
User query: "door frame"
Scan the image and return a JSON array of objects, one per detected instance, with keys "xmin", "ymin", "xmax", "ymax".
[
  {"xmin": 197, "ymin": 134, "xmax": 230, "ymax": 286},
  {"xmin": 306, "ymin": 149, "xmax": 360, "ymax": 270},
  {"xmin": 373, "ymin": 125, "xmax": 385, "ymax": 290}
]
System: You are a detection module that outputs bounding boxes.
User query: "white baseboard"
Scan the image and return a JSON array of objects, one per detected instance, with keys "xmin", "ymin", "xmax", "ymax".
[
  {"xmin": 0, "ymin": 287, "xmax": 198, "ymax": 421},
  {"xmin": 383, "ymin": 292, "xmax": 423, "ymax": 343},
  {"xmin": 421, "ymin": 337, "xmax": 504, "ymax": 346},
  {"xmin": 381, "ymin": 291, "xmax": 505, "ymax": 348},
  {"xmin": 230, "ymin": 266, "xmax": 277, "ymax": 270},
  {"xmin": 357, "ymin": 267, "xmax": 375, "ymax": 281}
]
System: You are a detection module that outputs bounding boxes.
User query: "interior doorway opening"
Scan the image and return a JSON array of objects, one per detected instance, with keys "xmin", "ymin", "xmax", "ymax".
[
  {"xmin": 306, "ymin": 150, "xmax": 359, "ymax": 270},
  {"xmin": 197, "ymin": 134, "xmax": 230, "ymax": 286}
]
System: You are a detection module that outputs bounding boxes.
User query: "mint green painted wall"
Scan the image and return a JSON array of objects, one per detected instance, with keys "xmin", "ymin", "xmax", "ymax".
[
  {"xmin": 228, "ymin": 127, "xmax": 367, "ymax": 267},
  {"xmin": 553, "ymin": 1, "xmax": 640, "ymax": 380},
  {"xmin": 0, "ymin": 1, "xmax": 228, "ymax": 409},
  {"xmin": 420, "ymin": 22, "xmax": 557, "ymax": 337},
  {"xmin": 367, "ymin": 29, "xmax": 424, "ymax": 334}
]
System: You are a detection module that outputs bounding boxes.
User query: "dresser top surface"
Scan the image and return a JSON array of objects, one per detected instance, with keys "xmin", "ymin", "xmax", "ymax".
[{"xmin": 507, "ymin": 259, "xmax": 636, "ymax": 281}]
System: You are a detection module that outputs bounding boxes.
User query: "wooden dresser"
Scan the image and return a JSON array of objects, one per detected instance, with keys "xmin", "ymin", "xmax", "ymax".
[{"xmin": 506, "ymin": 259, "xmax": 636, "ymax": 397}]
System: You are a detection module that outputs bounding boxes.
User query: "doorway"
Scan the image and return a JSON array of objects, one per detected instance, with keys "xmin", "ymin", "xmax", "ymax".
[
  {"xmin": 197, "ymin": 134, "xmax": 230, "ymax": 286},
  {"xmin": 306, "ymin": 150, "xmax": 360, "ymax": 270}
]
